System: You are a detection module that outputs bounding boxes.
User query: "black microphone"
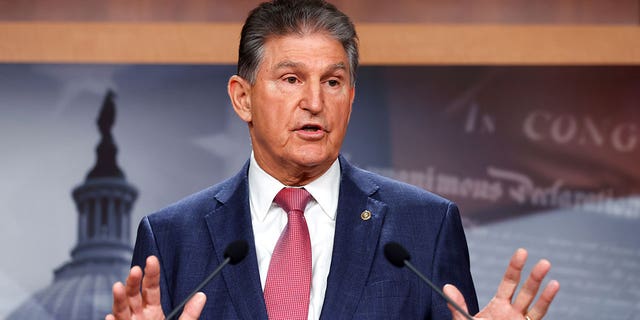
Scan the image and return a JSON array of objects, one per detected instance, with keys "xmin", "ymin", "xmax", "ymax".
[
  {"xmin": 166, "ymin": 240, "xmax": 249, "ymax": 320},
  {"xmin": 384, "ymin": 242, "xmax": 474, "ymax": 320}
]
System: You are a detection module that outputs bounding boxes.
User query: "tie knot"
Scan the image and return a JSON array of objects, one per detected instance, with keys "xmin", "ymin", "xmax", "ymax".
[{"xmin": 274, "ymin": 187, "xmax": 311, "ymax": 214}]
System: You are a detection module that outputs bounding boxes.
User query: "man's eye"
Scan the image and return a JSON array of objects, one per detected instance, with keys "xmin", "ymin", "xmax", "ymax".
[
  {"xmin": 328, "ymin": 80, "xmax": 339, "ymax": 87},
  {"xmin": 285, "ymin": 77, "xmax": 298, "ymax": 84}
]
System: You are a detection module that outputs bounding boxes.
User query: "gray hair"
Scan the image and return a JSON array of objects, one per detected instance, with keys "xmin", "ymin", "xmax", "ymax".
[{"xmin": 238, "ymin": 0, "xmax": 359, "ymax": 86}]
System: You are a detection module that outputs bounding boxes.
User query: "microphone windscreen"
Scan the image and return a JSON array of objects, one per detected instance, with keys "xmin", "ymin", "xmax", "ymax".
[
  {"xmin": 224, "ymin": 240, "xmax": 249, "ymax": 265},
  {"xmin": 384, "ymin": 242, "xmax": 411, "ymax": 268}
]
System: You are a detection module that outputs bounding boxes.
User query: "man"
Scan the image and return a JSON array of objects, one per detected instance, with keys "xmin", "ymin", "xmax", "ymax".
[{"xmin": 107, "ymin": 1, "xmax": 559, "ymax": 319}]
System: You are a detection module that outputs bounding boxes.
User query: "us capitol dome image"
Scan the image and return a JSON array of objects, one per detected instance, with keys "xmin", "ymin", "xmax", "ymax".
[{"xmin": 8, "ymin": 90, "xmax": 137, "ymax": 319}]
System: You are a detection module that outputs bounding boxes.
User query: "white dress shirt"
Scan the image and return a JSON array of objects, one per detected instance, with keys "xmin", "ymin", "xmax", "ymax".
[{"xmin": 248, "ymin": 153, "xmax": 340, "ymax": 320}]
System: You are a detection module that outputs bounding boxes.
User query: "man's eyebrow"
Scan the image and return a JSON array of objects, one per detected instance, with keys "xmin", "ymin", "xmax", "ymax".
[
  {"xmin": 274, "ymin": 61, "xmax": 347, "ymax": 72},
  {"xmin": 326, "ymin": 62, "xmax": 346, "ymax": 73},
  {"xmin": 275, "ymin": 60, "xmax": 302, "ymax": 70}
]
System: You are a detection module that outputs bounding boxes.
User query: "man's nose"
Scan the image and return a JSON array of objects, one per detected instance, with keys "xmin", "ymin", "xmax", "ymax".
[{"xmin": 300, "ymin": 81, "xmax": 323, "ymax": 114}]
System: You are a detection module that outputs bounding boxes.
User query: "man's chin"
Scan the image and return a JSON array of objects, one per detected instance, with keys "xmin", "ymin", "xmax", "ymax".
[{"xmin": 292, "ymin": 151, "xmax": 337, "ymax": 169}]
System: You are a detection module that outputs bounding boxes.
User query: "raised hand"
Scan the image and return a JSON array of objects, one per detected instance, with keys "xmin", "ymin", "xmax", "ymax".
[
  {"xmin": 105, "ymin": 256, "xmax": 206, "ymax": 320},
  {"xmin": 444, "ymin": 248, "xmax": 560, "ymax": 320}
]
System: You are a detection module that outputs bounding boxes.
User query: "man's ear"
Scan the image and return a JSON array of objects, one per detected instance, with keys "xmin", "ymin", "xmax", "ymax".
[
  {"xmin": 346, "ymin": 86, "xmax": 356, "ymax": 123},
  {"xmin": 228, "ymin": 75, "xmax": 252, "ymax": 123}
]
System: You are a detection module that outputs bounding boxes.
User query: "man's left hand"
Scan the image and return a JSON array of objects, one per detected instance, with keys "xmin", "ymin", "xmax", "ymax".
[{"xmin": 444, "ymin": 248, "xmax": 560, "ymax": 320}]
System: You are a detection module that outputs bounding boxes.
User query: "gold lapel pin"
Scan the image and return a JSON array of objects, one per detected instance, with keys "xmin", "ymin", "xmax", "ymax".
[{"xmin": 360, "ymin": 210, "xmax": 372, "ymax": 221}]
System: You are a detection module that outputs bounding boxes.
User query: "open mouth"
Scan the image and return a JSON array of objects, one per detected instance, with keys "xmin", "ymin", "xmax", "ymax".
[{"xmin": 301, "ymin": 124, "xmax": 322, "ymax": 132}]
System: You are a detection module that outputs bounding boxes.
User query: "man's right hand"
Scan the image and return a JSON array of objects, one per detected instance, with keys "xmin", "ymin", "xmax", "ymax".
[{"xmin": 105, "ymin": 256, "xmax": 206, "ymax": 320}]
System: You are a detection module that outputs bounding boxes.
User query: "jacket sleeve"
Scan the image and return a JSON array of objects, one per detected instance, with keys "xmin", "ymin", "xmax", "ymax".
[
  {"xmin": 430, "ymin": 202, "xmax": 479, "ymax": 318},
  {"xmin": 131, "ymin": 216, "xmax": 174, "ymax": 314}
]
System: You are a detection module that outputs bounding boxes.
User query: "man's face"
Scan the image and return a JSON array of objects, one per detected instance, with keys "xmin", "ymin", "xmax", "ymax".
[{"xmin": 232, "ymin": 32, "xmax": 355, "ymax": 185}]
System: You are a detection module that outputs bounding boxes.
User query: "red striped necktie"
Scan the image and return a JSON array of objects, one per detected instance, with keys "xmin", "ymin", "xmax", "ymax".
[{"xmin": 264, "ymin": 187, "xmax": 312, "ymax": 320}]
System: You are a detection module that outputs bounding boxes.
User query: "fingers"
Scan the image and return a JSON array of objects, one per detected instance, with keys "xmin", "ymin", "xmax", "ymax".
[
  {"xmin": 513, "ymin": 258, "xmax": 552, "ymax": 313},
  {"xmin": 125, "ymin": 265, "xmax": 145, "ymax": 315},
  {"xmin": 111, "ymin": 281, "xmax": 131, "ymax": 319},
  {"xmin": 526, "ymin": 280, "xmax": 560, "ymax": 320},
  {"xmin": 495, "ymin": 248, "xmax": 527, "ymax": 301},
  {"xmin": 443, "ymin": 284, "xmax": 471, "ymax": 320},
  {"xmin": 142, "ymin": 256, "xmax": 162, "ymax": 307},
  {"xmin": 179, "ymin": 292, "xmax": 207, "ymax": 320},
  {"xmin": 109, "ymin": 256, "xmax": 166, "ymax": 320}
]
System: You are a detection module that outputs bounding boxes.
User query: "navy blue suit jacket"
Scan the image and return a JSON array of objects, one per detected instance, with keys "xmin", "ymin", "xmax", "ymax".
[{"xmin": 132, "ymin": 156, "xmax": 479, "ymax": 319}]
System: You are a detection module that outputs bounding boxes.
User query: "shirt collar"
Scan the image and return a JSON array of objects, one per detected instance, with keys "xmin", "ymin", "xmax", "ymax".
[{"xmin": 248, "ymin": 152, "xmax": 340, "ymax": 222}]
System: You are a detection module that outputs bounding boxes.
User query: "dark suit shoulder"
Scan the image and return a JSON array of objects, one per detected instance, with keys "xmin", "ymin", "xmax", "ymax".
[
  {"xmin": 146, "ymin": 164, "xmax": 248, "ymax": 227},
  {"xmin": 148, "ymin": 185, "xmax": 218, "ymax": 222},
  {"xmin": 348, "ymin": 163, "xmax": 454, "ymax": 213}
]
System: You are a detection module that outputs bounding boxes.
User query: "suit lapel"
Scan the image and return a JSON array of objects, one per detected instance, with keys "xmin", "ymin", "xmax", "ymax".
[
  {"xmin": 320, "ymin": 157, "xmax": 387, "ymax": 319},
  {"xmin": 204, "ymin": 164, "xmax": 268, "ymax": 320}
]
